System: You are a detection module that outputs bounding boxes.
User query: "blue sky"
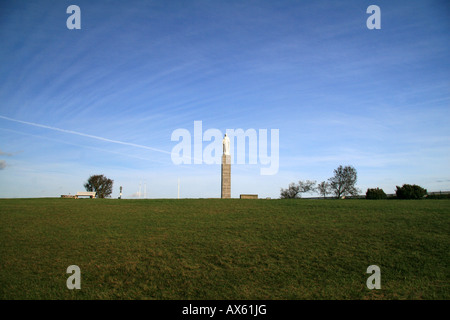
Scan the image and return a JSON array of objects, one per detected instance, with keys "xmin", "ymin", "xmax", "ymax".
[{"xmin": 0, "ymin": 0, "xmax": 449, "ymax": 198}]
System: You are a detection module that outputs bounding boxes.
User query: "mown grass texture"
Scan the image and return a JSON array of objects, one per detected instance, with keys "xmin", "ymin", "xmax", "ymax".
[{"xmin": 0, "ymin": 198, "xmax": 448, "ymax": 299}]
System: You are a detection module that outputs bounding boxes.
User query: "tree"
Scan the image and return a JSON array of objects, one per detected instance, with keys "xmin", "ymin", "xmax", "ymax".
[
  {"xmin": 395, "ymin": 184, "xmax": 427, "ymax": 199},
  {"xmin": 366, "ymin": 188, "xmax": 387, "ymax": 200},
  {"xmin": 280, "ymin": 180, "xmax": 316, "ymax": 199},
  {"xmin": 280, "ymin": 182, "xmax": 300, "ymax": 199},
  {"xmin": 84, "ymin": 174, "xmax": 114, "ymax": 198},
  {"xmin": 328, "ymin": 165, "xmax": 359, "ymax": 198},
  {"xmin": 317, "ymin": 181, "xmax": 331, "ymax": 199},
  {"xmin": 298, "ymin": 180, "xmax": 317, "ymax": 196}
]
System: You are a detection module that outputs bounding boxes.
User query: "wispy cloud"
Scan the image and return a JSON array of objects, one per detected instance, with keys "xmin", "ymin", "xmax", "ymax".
[
  {"xmin": 0, "ymin": 147, "xmax": 15, "ymax": 170},
  {"xmin": 0, "ymin": 1, "xmax": 448, "ymax": 198},
  {"xmin": 0, "ymin": 127, "xmax": 168, "ymax": 164},
  {"xmin": 0, "ymin": 115, "xmax": 172, "ymax": 155},
  {"xmin": 0, "ymin": 149, "xmax": 13, "ymax": 156}
]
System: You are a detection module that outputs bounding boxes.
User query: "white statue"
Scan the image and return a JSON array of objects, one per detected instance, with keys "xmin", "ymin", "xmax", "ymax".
[{"xmin": 222, "ymin": 133, "xmax": 230, "ymax": 155}]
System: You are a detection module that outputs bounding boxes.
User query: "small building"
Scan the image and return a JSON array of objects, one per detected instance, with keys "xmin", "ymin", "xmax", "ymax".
[{"xmin": 240, "ymin": 194, "xmax": 258, "ymax": 199}]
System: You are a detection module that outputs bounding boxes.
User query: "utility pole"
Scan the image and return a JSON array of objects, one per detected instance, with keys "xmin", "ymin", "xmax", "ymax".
[
  {"xmin": 139, "ymin": 181, "xmax": 141, "ymax": 199},
  {"xmin": 144, "ymin": 181, "xmax": 147, "ymax": 199}
]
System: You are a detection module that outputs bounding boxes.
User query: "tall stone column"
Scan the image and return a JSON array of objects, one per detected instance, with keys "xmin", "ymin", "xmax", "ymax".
[{"xmin": 221, "ymin": 154, "xmax": 231, "ymax": 199}]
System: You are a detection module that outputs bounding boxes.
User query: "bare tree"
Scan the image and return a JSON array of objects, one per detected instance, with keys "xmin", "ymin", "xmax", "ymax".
[
  {"xmin": 328, "ymin": 165, "xmax": 360, "ymax": 198},
  {"xmin": 280, "ymin": 182, "xmax": 300, "ymax": 199},
  {"xmin": 298, "ymin": 180, "xmax": 317, "ymax": 196},
  {"xmin": 317, "ymin": 181, "xmax": 331, "ymax": 199},
  {"xmin": 281, "ymin": 180, "xmax": 316, "ymax": 199}
]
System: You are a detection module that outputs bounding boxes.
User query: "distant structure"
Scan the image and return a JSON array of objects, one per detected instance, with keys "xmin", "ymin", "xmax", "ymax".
[
  {"xmin": 119, "ymin": 186, "xmax": 122, "ymax": 199},
  {"xmin": 144, "ymin": 181, "xmax": 147, "ymax": 198},
  {"xmin": 138, "ymin": 181, "xmax": 147, "ymax": 199},
  {"xmin": 221, "ymin": 134, "xmax": 231, "ymax": 199},
  {"xmin": 61, "ymin": 191, "xmax": 95, "ymax": 199},
  {"xmin": 240, "ymin": 194, "xmax": 258, "ymax": 199}
]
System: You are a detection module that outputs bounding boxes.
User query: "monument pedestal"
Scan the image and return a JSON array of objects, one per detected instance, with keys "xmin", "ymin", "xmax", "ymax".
[{"xmin": 221, "ymin": 154, "xmax": 231, "ymax": 199}]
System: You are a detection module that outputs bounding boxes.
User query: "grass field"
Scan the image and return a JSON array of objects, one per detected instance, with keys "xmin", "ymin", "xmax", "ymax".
[{"xmin": 0, "ymin": 198, "xmax": 448, "ymax": 300}]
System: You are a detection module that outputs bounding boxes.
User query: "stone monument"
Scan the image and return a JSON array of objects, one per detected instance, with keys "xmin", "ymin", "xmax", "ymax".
[{"xmin": 221, "ymin": 133, "xmax": 231, "ymax": 199}]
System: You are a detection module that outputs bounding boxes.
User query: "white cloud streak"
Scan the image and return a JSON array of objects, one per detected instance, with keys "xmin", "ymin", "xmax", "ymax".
[{"xmin": 0, "ymin": 115, "xmax": 172, "ymax": 155}]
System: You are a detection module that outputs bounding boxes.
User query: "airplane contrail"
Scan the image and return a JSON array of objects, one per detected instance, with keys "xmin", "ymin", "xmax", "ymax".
[{"xmin": 0, "ymin": 115, "xmax": 172, "ymax": 155}]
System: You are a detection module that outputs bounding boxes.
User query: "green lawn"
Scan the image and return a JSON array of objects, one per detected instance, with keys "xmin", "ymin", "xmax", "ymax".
[{"xmin": 0, "ymin": 198, "xmax": 448, "ymax": 300}]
